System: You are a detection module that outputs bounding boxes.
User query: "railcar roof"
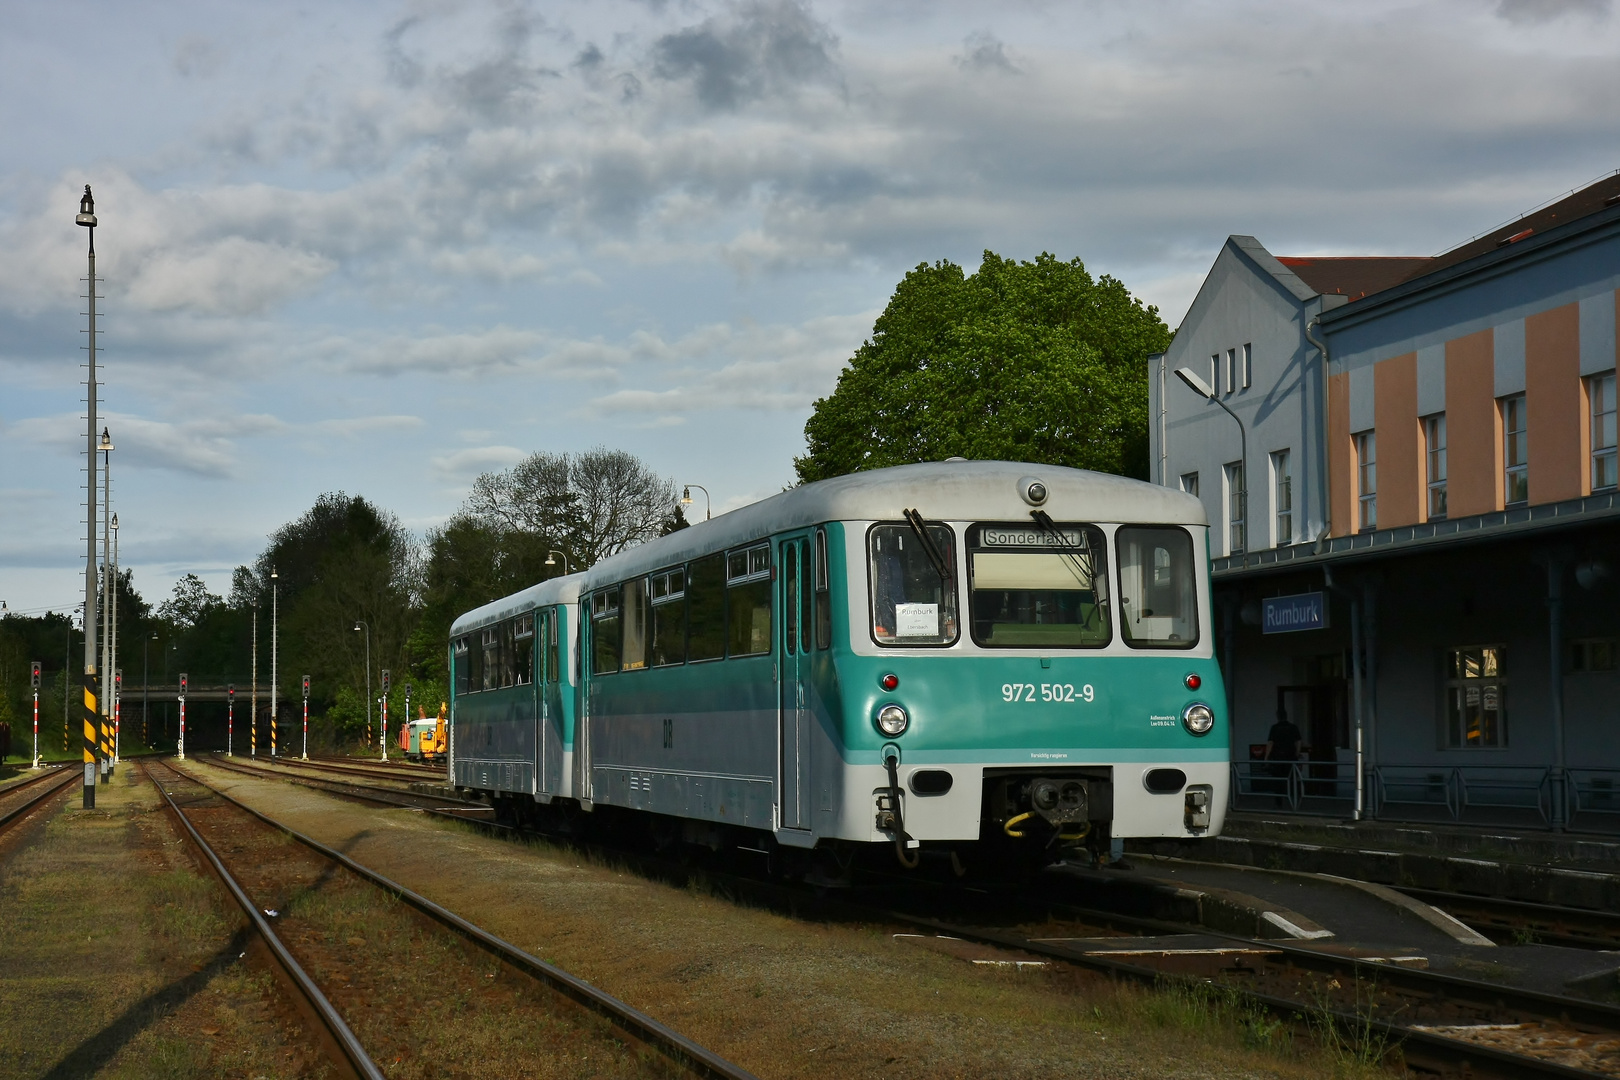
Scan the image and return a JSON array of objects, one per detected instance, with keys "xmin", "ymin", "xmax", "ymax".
[
  {"xmin": 584, "ymin": 460, "xmax": 1204, "ymax": 588},
  {"xmin": 450, "ymin": 573, "xmax": 582, "ymax": 636}
]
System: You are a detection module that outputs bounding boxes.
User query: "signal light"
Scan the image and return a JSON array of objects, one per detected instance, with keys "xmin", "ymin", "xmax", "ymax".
[
  {"xmin": 179, "ymin": 673, "xmax": 189, "ymax": 694},
  {"xmin": 1185, "ymin": 673, "xmax": 1201, "ymax": 690},
  {"xmin": 31, "ymin": 662, "xmax": 41, "ymax": 689},
  {"xmin": 880, "ymin": 673, "xmax": 899, "ymax": 691}
]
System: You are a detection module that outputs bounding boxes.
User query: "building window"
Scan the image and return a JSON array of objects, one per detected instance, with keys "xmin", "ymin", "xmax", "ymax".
[
  {"xmin": 1180, "ymin": 471, "xmax": 1199, "ymax": 497},
  {"xmin": 1355, "ymin": 430, "xmax": 1376, "ymax": 531},
  {"xmin": 1241, "ymin": 343, "xmax": 1252, "ymax": 390},
  {"xmin": 1591, "ymin": 371, "xmax": 1617, "ymax": 492},
  {"xmin": 1224, "ymin": 460, "xmax": 1246, "ymax": 554},
  {"xmin": 1225, "ymin": 348, "xmax": 1237, "ymax": 395},
  {"xmin": 1210, "ymin": 354, "xmax": 1219, "ymax": 393},
  {"xmin": 1502, "ymin": 393, "xmax": 1528, "ymax": 506},
  {"xmin": 1270, "ymin": 449, "xmax": 1292, "ymax": 546},
  {"xmin": 1424, "ymin": 413, "xmax": 1447, "ymax": 521},
  {"xmin": 1445, "ymin": 646, "xmax": 1506, "ymax": 748},
  {"xmin": 1571, "ymin": 638, "xmax": 1618, "ymax": 673}
]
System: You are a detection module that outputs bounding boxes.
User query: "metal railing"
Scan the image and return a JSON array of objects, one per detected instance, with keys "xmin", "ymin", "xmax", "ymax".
[{"xmin": 1229, "ymin": 760, "xmax": 1620, "ymax": 833}]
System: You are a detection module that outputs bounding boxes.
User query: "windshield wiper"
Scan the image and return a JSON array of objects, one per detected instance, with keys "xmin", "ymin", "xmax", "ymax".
[
  {"xmin": 903, "ymin": 508, "xmax": 950, "ymax": 582},
  {"xmin": 1030, "ymin": 509, "xmax": 1101, "ymax": 594}
]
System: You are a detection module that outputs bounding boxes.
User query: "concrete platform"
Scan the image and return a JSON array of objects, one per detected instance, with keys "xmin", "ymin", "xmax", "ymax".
[{"xmin": 1130, "ymin": 811, "xmax": 1620, "ymax": 911}]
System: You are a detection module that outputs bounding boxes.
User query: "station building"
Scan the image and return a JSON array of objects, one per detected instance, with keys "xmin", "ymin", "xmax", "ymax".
[{"xmin": 1149, "ymin": 174, "xmax": 1620, "ymax": 827}]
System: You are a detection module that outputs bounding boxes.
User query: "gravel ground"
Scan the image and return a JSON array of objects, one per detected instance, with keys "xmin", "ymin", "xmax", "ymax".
[{"xmin": 187, "ymin": 759, "xmax": 1387, "ymax": 1079}]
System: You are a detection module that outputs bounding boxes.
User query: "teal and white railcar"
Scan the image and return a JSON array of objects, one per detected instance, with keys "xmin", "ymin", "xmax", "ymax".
[
  {"xmin": 449, "ymin": 461, "xmax": 1227, "ymax": 871},
  {"xmin": 449, "ymin": 575, "xmax": 581, "ymax": 801}
]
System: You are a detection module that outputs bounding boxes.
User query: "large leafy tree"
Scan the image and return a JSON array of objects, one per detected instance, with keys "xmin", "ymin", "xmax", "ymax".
[{"xmin": 795, "ymin": 251, "xmax": 1171, "ymax": 483}]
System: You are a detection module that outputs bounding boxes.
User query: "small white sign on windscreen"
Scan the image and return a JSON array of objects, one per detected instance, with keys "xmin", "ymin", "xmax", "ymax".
[{"xmin": 895, "ymin": 603, "xmax": 939, "ymax": 637}]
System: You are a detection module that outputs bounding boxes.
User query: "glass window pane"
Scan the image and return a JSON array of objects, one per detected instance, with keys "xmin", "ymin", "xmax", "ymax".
[
  {"xmin": 783, "ymin": 544, "xmax": 799, "ymax": 655},
  {"xmin": 687, "ymin": 554, "xmax": 727, "ymax": 661},
  {"xmin": 814, "ymin": 528, "xmax": 832, "ymax": 651},
  {"xmin": 621, "ymin": 578, "xmax": 649, "ymax": 671},
  {"xmin": 1117, "ymin": 526, "xmax": 1199, "ymax": 649},
  {"xmin": 513, "ymin": 617, "xmax": 533, "ymax": 685},
  {"xmin": 870, "ymin": 524, "xmax": 959, "ymax": 646},
  {"xmin": 591, "ymin": 587, "xmax": 620, "ymax": 675},
  {"xmin": 967, "ymin": 522, "xmax": 1107, "ymax": 648},
  {"xmin": 727, "ymin": 578, "xmax": 772, "ymax": 656}
]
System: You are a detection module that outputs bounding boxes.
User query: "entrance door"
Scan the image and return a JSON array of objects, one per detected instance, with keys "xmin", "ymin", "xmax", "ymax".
[{"xmin": 779, "ymin": 536, "xmax": 811, "ymax": 830}]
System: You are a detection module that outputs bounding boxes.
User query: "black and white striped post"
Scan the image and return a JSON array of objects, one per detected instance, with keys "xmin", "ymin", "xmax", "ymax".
[{"xmin": 380, "ymin": 669, "xmax": 390, "ymax": 762}]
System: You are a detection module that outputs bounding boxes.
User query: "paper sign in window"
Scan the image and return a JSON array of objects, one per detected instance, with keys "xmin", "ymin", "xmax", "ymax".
[{"xmin": 894, "ymin": 603, "xmax": 939, "ymax": 638}]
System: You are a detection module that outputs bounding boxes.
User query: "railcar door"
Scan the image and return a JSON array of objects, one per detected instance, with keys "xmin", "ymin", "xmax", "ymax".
[{"xmin": 779, "ymin": 535, "xmax": 812, "ymax": 830}]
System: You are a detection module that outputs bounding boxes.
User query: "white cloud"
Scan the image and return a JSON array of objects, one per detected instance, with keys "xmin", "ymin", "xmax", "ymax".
[
  {"xmin": 430, "ymin": 445, "xmax": 529, "ymax": 481},
  {"xmin": 7, "ymin": 410, "xmax": 286, "ymax": 478}
]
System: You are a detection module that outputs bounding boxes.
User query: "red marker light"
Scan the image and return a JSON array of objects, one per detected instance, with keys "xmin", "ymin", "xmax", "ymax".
[
  {"xmin": 1185, "ymin": 673, "xmax": 1202, "ymax": 690},
  {"xmin": 881, "ymin": 673, "xmax": 899, "ymax": 691}
]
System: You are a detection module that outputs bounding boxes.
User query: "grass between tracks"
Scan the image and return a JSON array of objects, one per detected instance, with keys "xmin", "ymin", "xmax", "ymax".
[{"xmin": 0, "ymin": 765, "xmax": 326, "ymax": 1079}]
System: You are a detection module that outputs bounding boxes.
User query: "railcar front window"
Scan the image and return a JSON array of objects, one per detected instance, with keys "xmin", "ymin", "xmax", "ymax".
[
  {"xmin": 967, "ymin": 523, "xmax": 1109, "ymax": 648},
  {"xmin": 453, "ymin": 637, "xmax": 470, "ymax": 696},
  {"xmin": 1116, "ymin": 526, "xmax": 1199, "ymax": 649},
  {"xmin": 869, "ymin": 524, "xmax": 958, "ymax": 646}
]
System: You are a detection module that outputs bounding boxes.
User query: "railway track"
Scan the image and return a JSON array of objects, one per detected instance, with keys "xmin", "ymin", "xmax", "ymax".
[
  {"xmin": 0, "ymin": 765, "xmax": 79, "ymax": 839},
  {"xmin": 206, "ymin": 753, "xmax": 483, "ymax": 811},
  {"xmin": 152, "ymin": 758, "xmax": 758, "ymax": 1080},
  {"xmin": 248, "ymin": 753, "xmax": 441, "ymax": 788},
  {"xmin": 198, "ymin": 752, "xmax": 1620, "ymax": 1078}
]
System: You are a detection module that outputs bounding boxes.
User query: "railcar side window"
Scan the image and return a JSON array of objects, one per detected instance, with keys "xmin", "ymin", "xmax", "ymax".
[
  {"xmin": 727, "ymin": 542, "xmax": 773, "ymax": 657},
  {"xmin": 546, "ymin": 610, "xmax": 560, "ymax": 683},
  {"xmin": 591, "ymin": 588, "xmax": 621, "ymax": 675},
  {"xmin": 784, "ymin": 545, "xmax": 799, "ymax": 655},
  {"xmin": 514, "ymin": 614, "xmax": 534, "ymax": 684},
  {"xmin": 481, "ymin": 627, "xmax": 500, "ymax": 690},
  {"xmin": 814, "ymin": 528, "xmax": 831, "ymax": 650},
  {"xmin": 967, "ymin": 523, "xmax": 1110, "ymax": 648},
  {"xmin": 453, "ymin": 637, "xmax": 470, "ymax": 696},
  {"xmin": 621, "ymin": 578, "xmax": 650, "ymax": 671},
  {"xmin": 1116, "ymin": 526, "xmax": 1199, "ymax": 649},
  {"xmin": 869, "ymin": 523, "xmax": 959, "ymax": 646},
  {"xmin": 688, "ymin": 554, "xmax": 726, "ymax": 661},
  {"xmin": 651, "ymin": 568, "xmax": 687, "ymax": 667}
]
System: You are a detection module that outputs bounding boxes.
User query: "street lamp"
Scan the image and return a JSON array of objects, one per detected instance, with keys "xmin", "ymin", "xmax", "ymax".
[
  {"xmin": 144, "ymin": 631, "xmax": 156, "ymax": 746},
  {"xmin": 680, "ymin": 484, "xmax": 711, "ymax": 521},
  {"xmin": 111, "ymin": 512, "xmax": 119, "ymax": 764},
  {"xmin": 1174, "ymin": 366, "xmax": 1248, "ymax": 566},
  {"xmin": 545, "ymin": 550, "xmax": 571, "ymax": 575},
  {"xmin": 353, "ymin": 621, "xmax": 371, "ymax": 749},
  {"xmin": 78, "ymin": 187, "xmax": 101, "ymax": 809},
  {"xmin": 270, "ymin": 567, "xmax": 278, "ymax": 758},
  {"xmin": 99, "ymin": 427, "xmax": 113, "ymax": 777}
]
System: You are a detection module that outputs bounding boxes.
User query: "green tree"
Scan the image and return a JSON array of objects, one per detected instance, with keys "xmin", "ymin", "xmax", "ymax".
[{"xmin": 795, "ymin": 251, "xmax": 1172, "ymax": 483}]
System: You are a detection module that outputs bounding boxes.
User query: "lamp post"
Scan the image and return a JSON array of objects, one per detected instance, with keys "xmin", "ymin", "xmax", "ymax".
[
  {"xmin": 1174, "ymin": 367, "xmax": 1248, "ymax": 567},
  {"xmin": 98, "ymin": 427, "xmax": 114, "ymax": 778},
  {"xmin": 144, "ymin": 632, "xmax": 155, "ymax": 747},
  {"xmin": 353, "ymin": 621, "xmax": 371, "ymax": 750},
  {"xmin": 545, "ymin": 550, "xmax": 571, "ymax": 575},
  {"xmin": 251, "ymin": 603, "xmax": 258, "ymax": 758},
  {"xmin": 77, "ymin": 185, "xmax": 100, "ymax": 808},
  {"xmin": 680, "ymin": 484, "xmax": 711, "ymax": 521},
  {"xmin": 270, "ymin": 567, "xmax": 278, "ymax": 759},
  {"xmin": 111, "ymin": 512, "xmax": 119, "ymax": 765}
]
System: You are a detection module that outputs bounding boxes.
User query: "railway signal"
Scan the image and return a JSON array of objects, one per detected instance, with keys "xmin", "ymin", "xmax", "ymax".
[
  {"xmin": 380, "ymin": 669, "xmax": 390, "ymax": 762},
  {"xmin": 177, "ymin": 673, "xmax": 187, "ymax": 760},
  {"xmin": 30, "ymin": 662, "xmax": 41, "ymax": 768},
  {"xmin": 301, "ymin": 675, "xmax": 310, "ymax": 760},
  {"xmin": 228, "ymin": 685, "xmax": 236, "ymax": 757},
  {"xmin": 114, "ymin": 669, "xmax": 122, "ymax": 765}
]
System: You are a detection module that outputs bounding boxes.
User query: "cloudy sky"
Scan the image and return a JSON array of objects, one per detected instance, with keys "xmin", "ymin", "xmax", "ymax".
[{"xmin": 2, "ymin": 0, "xmax": 1617, "ymax": 616}]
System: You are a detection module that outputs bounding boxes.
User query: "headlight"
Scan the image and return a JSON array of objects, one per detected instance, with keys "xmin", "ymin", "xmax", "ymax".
[
  {"xmin": 1182, "ymin": 702, "xmax": 1214, "ymax": 736},
  {"xmin": 876, "ymin": 704, "xmax": 909, "ymax": 737}
]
